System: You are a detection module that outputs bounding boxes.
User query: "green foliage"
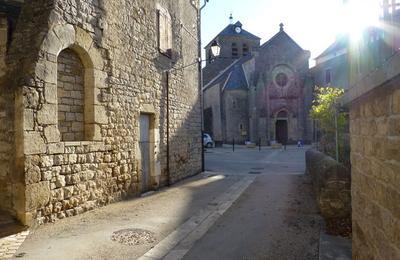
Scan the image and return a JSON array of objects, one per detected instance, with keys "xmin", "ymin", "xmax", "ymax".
[
  {"xmin": 311, "ymin": 86, "xmax": 350, "ymax": 166},
  {"xmin": 311, "ymin": 86, "xmax": 346, "ymax": 134}
]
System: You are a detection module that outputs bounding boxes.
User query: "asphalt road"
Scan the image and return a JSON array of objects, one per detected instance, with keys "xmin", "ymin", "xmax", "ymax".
[
  {"xmin": 184, "ymin": 145, "xmax": 321, "ymax": 260},
  {"xmin": 204, "ymin": 145, "xmax": 307, "ymax": 175}
]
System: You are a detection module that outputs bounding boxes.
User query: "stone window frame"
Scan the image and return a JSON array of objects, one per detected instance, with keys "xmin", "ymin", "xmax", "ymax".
[
  {"xmin": 271, "ymin": 64, "xmax": 294, "ymax": 89},
  {"xmin": 25, "ymin": 24, "xmax": 107, "ymax": 151},
  {"xmin": 13, "ymin": 24, "xmax": 109, "ymax": 225},
  {"xmin": 57, "ymin": 47, "xmax": 88, "ymax": 142}
]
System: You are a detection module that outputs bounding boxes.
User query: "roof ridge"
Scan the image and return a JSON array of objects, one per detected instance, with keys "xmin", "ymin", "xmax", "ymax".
[
  {"xmin": 261, "ymin": 30, "xmax": 304, "ymax": 51},
  {"xmin": 204, "ymin": 22, "xmax": 261, "ymax": 48}
]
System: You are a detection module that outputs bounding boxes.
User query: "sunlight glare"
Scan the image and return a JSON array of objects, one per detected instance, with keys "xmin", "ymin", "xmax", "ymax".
[{"xmin": 342, "ymin": 0, "xmax": 381, "ymax": 42}]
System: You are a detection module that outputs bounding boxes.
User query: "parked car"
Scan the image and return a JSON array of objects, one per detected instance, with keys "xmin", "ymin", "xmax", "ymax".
[{"xmin": 203, "ymin": 133, "xmax": 214, "ymax": 148}]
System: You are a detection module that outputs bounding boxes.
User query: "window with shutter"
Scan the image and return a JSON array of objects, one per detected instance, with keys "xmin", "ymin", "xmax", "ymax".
[{"xmin": 157, "ymin": 6, "xmax": 172, "ymax": 57}]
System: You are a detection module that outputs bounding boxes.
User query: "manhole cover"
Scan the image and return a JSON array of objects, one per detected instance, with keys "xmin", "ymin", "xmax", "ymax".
[
  {"xmin": 111, "ymin": 228, "xmax": 156, "ymax": 246},
  {"xmin": 248, "ymin": 171, "xmax": 261, "ymax": 175}
]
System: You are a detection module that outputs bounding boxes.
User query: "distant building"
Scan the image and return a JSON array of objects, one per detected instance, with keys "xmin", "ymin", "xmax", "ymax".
[
  {"xmin": 203, "ymin": 22, "xmax": 313, "ymax": 145},
  {"xmin": 311, "ymin": 35, "xmax": 349, "ymax": 89},
  {"xmin": 203, "ymin": 20, "xmax": 261, "ymax": 86}
]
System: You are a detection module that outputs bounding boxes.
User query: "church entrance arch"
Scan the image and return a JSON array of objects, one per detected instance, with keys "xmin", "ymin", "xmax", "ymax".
[
  {"xmin": 275, "ymin": 110, "xmax": 288, "ymax": 144},
  {"xmin": 276, "ymin": 120, "xmax": 288, "ymax": 144}
]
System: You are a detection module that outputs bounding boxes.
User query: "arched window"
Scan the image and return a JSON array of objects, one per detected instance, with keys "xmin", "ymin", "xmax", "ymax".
[
  {"xmin": 242, "ymin": 44, "xmax": 249, "ymax": 56},
  {"xmin": 232, "ymin": 43, "xmax": 238, "ymax": 58},
  {"xmin": 57, "ymin": 48, "xmax": 85, "ymax": 141}
]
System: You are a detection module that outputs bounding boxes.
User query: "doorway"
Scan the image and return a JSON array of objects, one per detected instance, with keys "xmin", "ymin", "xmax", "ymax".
[
  {"xmin": 276, "ymin": 120, "xmax": 288, "ymax": 144},
  {"xmin": 139, "ymin": 114, "xmax": 153, "ymax": 192}
]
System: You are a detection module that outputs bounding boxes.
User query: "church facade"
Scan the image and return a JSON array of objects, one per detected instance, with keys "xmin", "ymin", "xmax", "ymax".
[{"xmin": 203, "ymin": 21, "xmax": 313, "ymax": 145}]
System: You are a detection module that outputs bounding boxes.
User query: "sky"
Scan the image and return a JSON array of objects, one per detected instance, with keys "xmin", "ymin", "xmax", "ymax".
[{"xmin": 201, "ymin": 0, "xmax": 349, "ymax": 67}]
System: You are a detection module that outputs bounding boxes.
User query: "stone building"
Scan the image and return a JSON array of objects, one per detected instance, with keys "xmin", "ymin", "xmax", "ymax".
[
  {"xmin": 0, "ymin": 0, "xmax": 202, "ymax": 226},
  {"xmin": 203, "ymin": 22, "xmax": 313, "ymax": 145},
  {"xmin": 346, "ymin": 2, "xmax": 400, "ymax": 258},
  {"xmin": 202, "ymin": 20, "xmax": 261, "ymax": 86},
  {"xmin": 311, "ymin": 35, "xmax": 349, "ymax": 89}
]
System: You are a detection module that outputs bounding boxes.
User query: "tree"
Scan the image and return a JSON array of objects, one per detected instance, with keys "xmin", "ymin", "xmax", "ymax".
[{"xmin": 311, "ymin": 86, "xmax": 349, "ymax": 164}]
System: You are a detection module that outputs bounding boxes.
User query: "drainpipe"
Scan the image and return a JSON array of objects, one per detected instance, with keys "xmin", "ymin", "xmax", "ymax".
[
  {"xmin": 166, "ymin": 71, "xmax": 171, "ymax": 185},
  {"xmin": 199, "ymin": 4, "xmax": 205, "ymax": 172}
]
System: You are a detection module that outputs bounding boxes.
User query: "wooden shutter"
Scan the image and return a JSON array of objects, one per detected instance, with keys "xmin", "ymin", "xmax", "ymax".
[{"xmin": 158, "ymin": 7, "xmax": 172, "ymax": 56}]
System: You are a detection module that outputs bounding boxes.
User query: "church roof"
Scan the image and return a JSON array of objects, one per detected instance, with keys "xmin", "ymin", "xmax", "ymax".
[
  {"xmin": 260, "ymin": 24, "xmax": 304, "ymax": 51},
  {"xmin": 315, "ymin": 35, "xmax": 349, "ymax": 60},
  {"xmin": 203, "ymin": 55, "xmax": 252, "ymax": 91},
  {"xmin": 223, "ymin": 64, "xmax": 248, "ymax": 91},
  {"xmin": 205, "ymin": 21, "xmax": 261, "ymax": 48}
]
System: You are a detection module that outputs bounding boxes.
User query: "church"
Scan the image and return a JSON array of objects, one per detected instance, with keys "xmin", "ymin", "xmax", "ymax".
[{"xmin": 203, "ymin": 20, "xmax": 314, "ymax": 145}]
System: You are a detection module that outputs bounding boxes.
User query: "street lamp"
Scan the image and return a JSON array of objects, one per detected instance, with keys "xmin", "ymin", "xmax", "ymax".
[{"xmin": 210, "ymin": 40, "xmax": 221, "ymax": 58}]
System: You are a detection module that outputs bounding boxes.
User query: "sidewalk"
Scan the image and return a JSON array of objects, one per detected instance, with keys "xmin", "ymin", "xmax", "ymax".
[{"xmin": 11, "ymin": 172, "xmax": 254, "ymax": 260}]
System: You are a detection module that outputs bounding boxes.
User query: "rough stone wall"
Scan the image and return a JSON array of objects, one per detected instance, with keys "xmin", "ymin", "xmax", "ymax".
[
  {"xmin": 0, "ymin": 89, "xmax": 14, "ymax": 213},
  {"xmin": 57, "ymin": 49, "xmax": 85, "ymax": 142},
  {"xmin": 203, "ymin": 83, "xmax": 223, "ymax": 142},
  {"xmin": 1, "ymin": 0, "xmax": 201, "ymax": 225},
  {"xmin": 0, "ymin": 14, "xmax": 6, "ymax": 77},
  {"xmin": 0, "ymin": 13, "xmax": 14, "ymax": 214},
  {"xmin": 306, "ymin": 149, "xmax": 351, "ymax": 220},
  {"xmin": 223, "ymin": 90, "xmax": 249, "ymax": 144},
  {"xmin": 350, "ymin": 83, "xmax": 400, "ymax": 259}
]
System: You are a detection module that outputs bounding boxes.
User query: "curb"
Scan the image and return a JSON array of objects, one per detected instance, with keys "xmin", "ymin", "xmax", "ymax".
[{"xmin": 139, "ymin": 175, "xmax": 256, "ymax": 260}]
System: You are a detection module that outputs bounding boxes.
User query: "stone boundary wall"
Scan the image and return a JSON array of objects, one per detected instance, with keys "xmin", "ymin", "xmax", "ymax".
[{"xmin": 305, "ymin": 149, "xmax": 351, "ymax": 220}]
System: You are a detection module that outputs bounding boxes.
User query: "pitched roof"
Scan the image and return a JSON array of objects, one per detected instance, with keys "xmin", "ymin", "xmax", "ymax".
[
  {"xmin": 223, "ymin": 64, "xmax": 248, "ymax": 91},
  {"xmin": 315, "ymin": 35, "xmax": 349, "ymax": 60},
  {"xmin": 261, "ymin": 29, "xmax": 304, "ymax": 51},
  {"xmin": 203, "ymin": 55, "xmax": 253, "ymax": 91},
  {"xmin": 205, "ymin": 21, "xmax": 261, "ymax": 48}
]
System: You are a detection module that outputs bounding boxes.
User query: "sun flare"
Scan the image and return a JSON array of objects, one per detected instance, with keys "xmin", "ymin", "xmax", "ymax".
[{"xmin": 342, "ymin": 0, "xmax": 382, "ymax": 42}]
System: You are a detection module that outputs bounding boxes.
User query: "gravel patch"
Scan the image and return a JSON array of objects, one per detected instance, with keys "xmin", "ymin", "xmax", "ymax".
[{"xmin": 111, "ymin": 228, "xmax": 156, "ymax": 246}]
